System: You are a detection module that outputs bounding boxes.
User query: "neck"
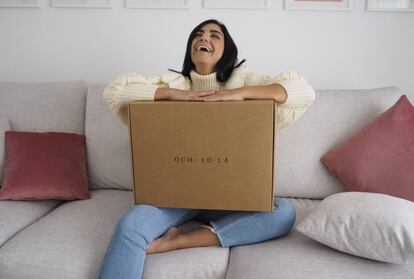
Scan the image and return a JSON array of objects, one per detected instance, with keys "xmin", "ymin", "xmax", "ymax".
[
  {"xmin": 190, "ymin": 70, "xmax": 220, "ymax": 91},
  {"xmin": 194, "ymin": 64, "xmax": 215, "ymax": 75}
]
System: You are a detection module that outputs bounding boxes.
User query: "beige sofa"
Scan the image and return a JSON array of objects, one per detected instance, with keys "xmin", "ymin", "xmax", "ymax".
[{"xmin": 0, "ymin": 81, "xmax": 413, "ymax": 279}]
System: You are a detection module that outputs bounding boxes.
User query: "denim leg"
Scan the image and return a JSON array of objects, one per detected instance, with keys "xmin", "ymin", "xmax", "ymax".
[
  {"xmin": 98, "ymin": 205, "xmax": 198, "ymax": 279},
  {"xmin": 208, "ymin": 198, "xmax": 296, "ymax": 248}
]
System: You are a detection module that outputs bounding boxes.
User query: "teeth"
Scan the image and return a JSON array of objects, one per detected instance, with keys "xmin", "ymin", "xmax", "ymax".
[{"xmin": 197, "ymin": 46, "xmax": 212, "ymax": 53}]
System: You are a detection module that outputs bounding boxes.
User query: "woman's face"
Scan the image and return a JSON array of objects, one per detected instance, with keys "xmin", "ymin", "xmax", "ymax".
[{"xmin": 191, "ymin": 23, "xmax": 225, "ymax": 73}]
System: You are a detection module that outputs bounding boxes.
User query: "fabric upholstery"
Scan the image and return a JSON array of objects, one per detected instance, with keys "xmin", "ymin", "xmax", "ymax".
[
  {"xmin": 143, "ymin": 243, "xmax": 228, "ymax": 279},
  {"xmin": 275, "ymin": 87, "xmax": 401, "ymax": 198},
  {"xmin": 225, "ymin": 197, "xmax": 414, "ymax": 279},
  {"xmin": 85, "ymin": 85, "xmax": 401, "ymax": 197},
  {"xmin": 0, "ymin": 190, "xmax": 229, "ymax": 279},
  {"xmin": 0, "ymin": 114, "xmax": 11, "ymax": 185},
  {"xmin": 297, "ymin": 192, "xmax": 414, "ymax": 264},
  {"xmin": 226, "ymin": 231, "xmax": 414, "ymax": 279},
  {"xmin": 0, "ymin": 131, "xmax": 90, "ymax": 200},
  {"xmin": 0, "ymin": 81, "xmax": 87, "ymax": 134},
  {"xmin": 85, "ymin": 84, "xmax": 133, "ymax": 190},
  {"xmin": 321, "ymin": 95, "xmax": 414, "ymax": 201},
  {"xmin": 0, "ymin": 190, "xmax": 133, "ymax": 279},
  {"xmin": 0, "ymin": 199, "xmax": 61, "ymax": 247}
]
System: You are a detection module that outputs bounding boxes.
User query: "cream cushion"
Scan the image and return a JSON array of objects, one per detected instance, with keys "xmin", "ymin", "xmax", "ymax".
[{"xmin": 296, "ymin": 192, "xmax": 414, "ymax": 264}]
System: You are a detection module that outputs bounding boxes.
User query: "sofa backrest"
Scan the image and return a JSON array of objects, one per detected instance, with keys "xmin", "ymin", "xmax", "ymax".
[
  {"xmin": 0, "ymin": 81, "xmax": 87, "ymax": 134},
  {"xmin": 275, "ymin": 87, "xmax": 401, "ymax": 198},
  {"xmin": 86, "ymin": 85, "xmax": 401, "ymax": 199},
  {"xmin": 85, "ymin": 84, "xmax": 133, "ymax": 190}
]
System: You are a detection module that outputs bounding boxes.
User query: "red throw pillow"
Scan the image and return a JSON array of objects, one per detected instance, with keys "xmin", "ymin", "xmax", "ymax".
[
  {"xmin": 0, "ymin": 131, "xmax": 90, "ymax": 200},
  {"xmin": 321, "ymin": 95, "xmax": 414, "ymax": 202}
]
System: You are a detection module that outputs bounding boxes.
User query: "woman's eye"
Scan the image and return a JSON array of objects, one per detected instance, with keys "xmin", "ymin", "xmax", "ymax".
[{"xmin": 212, "ymin": 34, "xmax": 220, "ymax": 39}]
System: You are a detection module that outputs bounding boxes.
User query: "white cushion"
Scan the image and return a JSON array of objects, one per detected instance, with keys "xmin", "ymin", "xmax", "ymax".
[
  {"xmin": 226, "ymin": 198, "xmax": 414, "ymax": 279},
  {"xmin": 0, "ymin": 114, "xmax": 11, "ymax": 185},
  {"xmin": 296, "ymin": 192, "xmax": 414, "ymax": 264}
]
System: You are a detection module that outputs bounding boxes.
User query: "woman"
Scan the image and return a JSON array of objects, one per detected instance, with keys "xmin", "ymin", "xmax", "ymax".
[{"xmin": 99, "ymin": 19, "xmax": 315, "ymax": 279}]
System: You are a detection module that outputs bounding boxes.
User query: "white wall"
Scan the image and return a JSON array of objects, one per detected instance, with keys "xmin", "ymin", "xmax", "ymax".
[{"xmin": 1, "ymin": 0, "xmax": 413, "ymax": 99}]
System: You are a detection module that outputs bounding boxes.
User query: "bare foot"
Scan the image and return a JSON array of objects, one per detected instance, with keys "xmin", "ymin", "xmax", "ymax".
[
  {"xmin": 163, "ymin": 227, "xmax": 182, "ymax": 239},
  {"xmin": 146, "ymin": 227, "xmax": 183, "ymax": 254}
]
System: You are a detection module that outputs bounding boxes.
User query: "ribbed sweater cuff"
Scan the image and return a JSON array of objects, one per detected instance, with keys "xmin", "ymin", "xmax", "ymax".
[
  {"xmin": 121, "ymin": 84, "xmax": 158, "ymax": 101},
  {"xmin": 277, "ymin": 79, "xmax": 315, "ymax": 107}
]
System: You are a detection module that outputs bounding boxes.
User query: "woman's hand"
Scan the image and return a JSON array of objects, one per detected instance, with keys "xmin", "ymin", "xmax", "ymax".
[
  {"xmin": 155, "ymin": 87, "xmax": 216, "ymax": 101},
  {"xmin": 170, "ymin": 89, "xmax": 217, "ymax": 101},
  {"xmin": 202, "ymin": 89, "xmax": 244, "ymax": 102}
]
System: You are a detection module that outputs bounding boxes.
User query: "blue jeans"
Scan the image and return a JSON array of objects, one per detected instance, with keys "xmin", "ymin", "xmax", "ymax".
[{"xmin": 98, "ymin": 198, "xmax": 295, "ymax": 279}]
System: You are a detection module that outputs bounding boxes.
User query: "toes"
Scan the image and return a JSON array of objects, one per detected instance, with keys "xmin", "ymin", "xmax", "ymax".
[
  {"xmin": 146, "ymin": 244, "xmax": 155, "ymax": 254},
  {"xmin": 165, "ymin": 227, "xmax": 181, "ymax": 238}
]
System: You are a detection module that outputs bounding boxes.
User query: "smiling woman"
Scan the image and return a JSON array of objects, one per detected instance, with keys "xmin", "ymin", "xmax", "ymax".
[
  {"xmin": 99, "ymin": 19, "xmax": 316, "ymax": 279},
  {"xmin": 185, "ymin": 20, "xmax": 237, "ymax": 80},
  {"xmin": 191, "ymin": 24, "xmax": 225, "ymax": 74}
]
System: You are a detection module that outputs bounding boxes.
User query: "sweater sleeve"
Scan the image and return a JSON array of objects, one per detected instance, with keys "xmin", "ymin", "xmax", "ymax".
[
  {"xmin": 245, "ymin": 70, "xmax": 316, "ymax": 130},
  {"xmin": 103, "ymin": 72, "xmax": 186, "ymax": 125}
]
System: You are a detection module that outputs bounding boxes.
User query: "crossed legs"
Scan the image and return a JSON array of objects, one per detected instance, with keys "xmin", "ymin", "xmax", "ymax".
[
  {"xmin": 98, "ymin": 198, "xmax": 296, "ymax": 279},
  {"xmin": 147, "ymin": 198, "xmax": 296, "ymax": 254}
]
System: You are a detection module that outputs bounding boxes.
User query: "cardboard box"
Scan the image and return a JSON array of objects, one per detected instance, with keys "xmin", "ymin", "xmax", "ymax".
[{"xmin": 128, "ymin": 100, "xmax": 276, "ymax": 212}]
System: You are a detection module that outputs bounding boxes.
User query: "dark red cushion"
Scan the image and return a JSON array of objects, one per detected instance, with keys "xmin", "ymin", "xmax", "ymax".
[
  {"xmin": 321, "ymin": 95, "xmax": 414, "ymax": 202},
  {"xmin": 0, "ymin": 131, "xmax": 90, "ymax": 200}
]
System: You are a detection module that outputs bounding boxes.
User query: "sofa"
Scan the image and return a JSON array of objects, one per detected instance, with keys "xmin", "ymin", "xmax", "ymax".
[{"xmin": 0, "ymin": 80, "xmax": 413, "ymax": 279}]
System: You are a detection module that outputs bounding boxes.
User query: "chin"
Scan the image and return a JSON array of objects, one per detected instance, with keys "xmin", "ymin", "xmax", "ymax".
[{"xmin": 194, "ymin": 60, "xmax": 213, "ymax": 67}]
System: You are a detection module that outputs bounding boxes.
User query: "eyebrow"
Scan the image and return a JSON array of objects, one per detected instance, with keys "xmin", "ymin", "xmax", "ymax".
[{"xmin": 197, "ymin": 29, "xmax": 224, "ymax": 37}]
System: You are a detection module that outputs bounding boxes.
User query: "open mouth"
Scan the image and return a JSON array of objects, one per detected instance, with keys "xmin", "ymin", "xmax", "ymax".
[{"xmin": 196, "ymin": 45, "xmax": 213, "ymax": 53}]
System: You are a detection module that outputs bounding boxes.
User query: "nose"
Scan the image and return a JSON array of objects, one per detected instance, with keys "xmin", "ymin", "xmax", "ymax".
[{"xmin": 199, "ymin": 34, "xmax": 209, "ymax": 42}]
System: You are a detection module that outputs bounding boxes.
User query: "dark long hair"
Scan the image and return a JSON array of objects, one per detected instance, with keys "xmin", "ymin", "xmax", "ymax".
[{"xmin": 169, "ymin": 19, "xmax": 246, "ymax": 83}]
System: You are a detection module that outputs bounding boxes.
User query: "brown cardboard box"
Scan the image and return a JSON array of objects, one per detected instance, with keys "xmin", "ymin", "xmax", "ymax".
[{"xmin": 128, "ymin": 100, "xmax": 275, "ymax": 212}]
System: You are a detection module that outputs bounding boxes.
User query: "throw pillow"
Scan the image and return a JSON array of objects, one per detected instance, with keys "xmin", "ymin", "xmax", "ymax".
[
  {"xmin": 0, "ymin": 115, "xmax": 11, "ymax": 185},
  {"xmin": 321, "ymin": 95, "xmax": 414, "ymax": 201},
  {"xmin": 0, "ymin": 131, "xmax": 90, "ymax": 200},
  {"xmin": 296, "ymin": 192, "xmax": 414, "ymax": 264}
]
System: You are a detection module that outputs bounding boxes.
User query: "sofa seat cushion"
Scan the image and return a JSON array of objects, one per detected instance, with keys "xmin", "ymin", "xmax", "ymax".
[
  {"xmin": 0, "ymin": 190, "xmax": 229, "ymax": 279},
  {"xmin": 0, "ymin": 190, "xmax": 132, "ymax": 279},
  {"xmin": 143, "ymin": 222, "xmax": 229, "ymax": 279},
  {"xmin": 225, "ymin": 198, "xmax": 414, "ymax": 279},
  {"xmin": 0, "ymin": 199, "xmax": 61, "ymax": 247}
]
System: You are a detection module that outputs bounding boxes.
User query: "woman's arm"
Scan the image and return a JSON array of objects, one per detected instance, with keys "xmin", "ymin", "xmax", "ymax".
[
  {"xmin": 203, "ymin": 83, "xmax": 287, "ymax": 104},
  {"xmin": 103, "ymin": 72, "xmax": 214, "ymax": 125},
  {"xmin": 204, "ymin": 70, "xmax": 314, "ymax": 106},
  {"xmin": 243, "ymin": 83, "xmax": 287, "ymax": 103},
  {"xmin": 203, "ymin": 70, "xmax": 316, "ymax": 130}
]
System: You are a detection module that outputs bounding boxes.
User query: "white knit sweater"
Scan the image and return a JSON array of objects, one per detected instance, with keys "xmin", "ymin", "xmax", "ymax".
[{"xmin": 103, "ymin": 67, "xmax": 316, "ymax": 130}]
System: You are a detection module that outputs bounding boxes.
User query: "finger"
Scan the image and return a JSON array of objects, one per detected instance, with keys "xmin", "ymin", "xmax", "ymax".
[
  {"xmin": 203, "ymin": 96, "xmax": 222, "ymax": 102},
  {"xmin": 187, "ymin": 94, "xmax": 209, "ymax": 101},
  {"xmin": 197, "ymin": 90, "xmax": 217, "ymax": 97},
  {"xmin": 187, "ymin": 95, "xmax": 201, "ymax": 101}
]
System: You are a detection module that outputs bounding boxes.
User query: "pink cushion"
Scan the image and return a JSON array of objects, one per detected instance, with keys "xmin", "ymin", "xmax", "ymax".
[
  {"xmin": 321, "ymin": 95, "xmax": 414, "ymax": 202},
  {"xmin": 0, "ymin": 131, "xmax": 90, "ymax": 200}
]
